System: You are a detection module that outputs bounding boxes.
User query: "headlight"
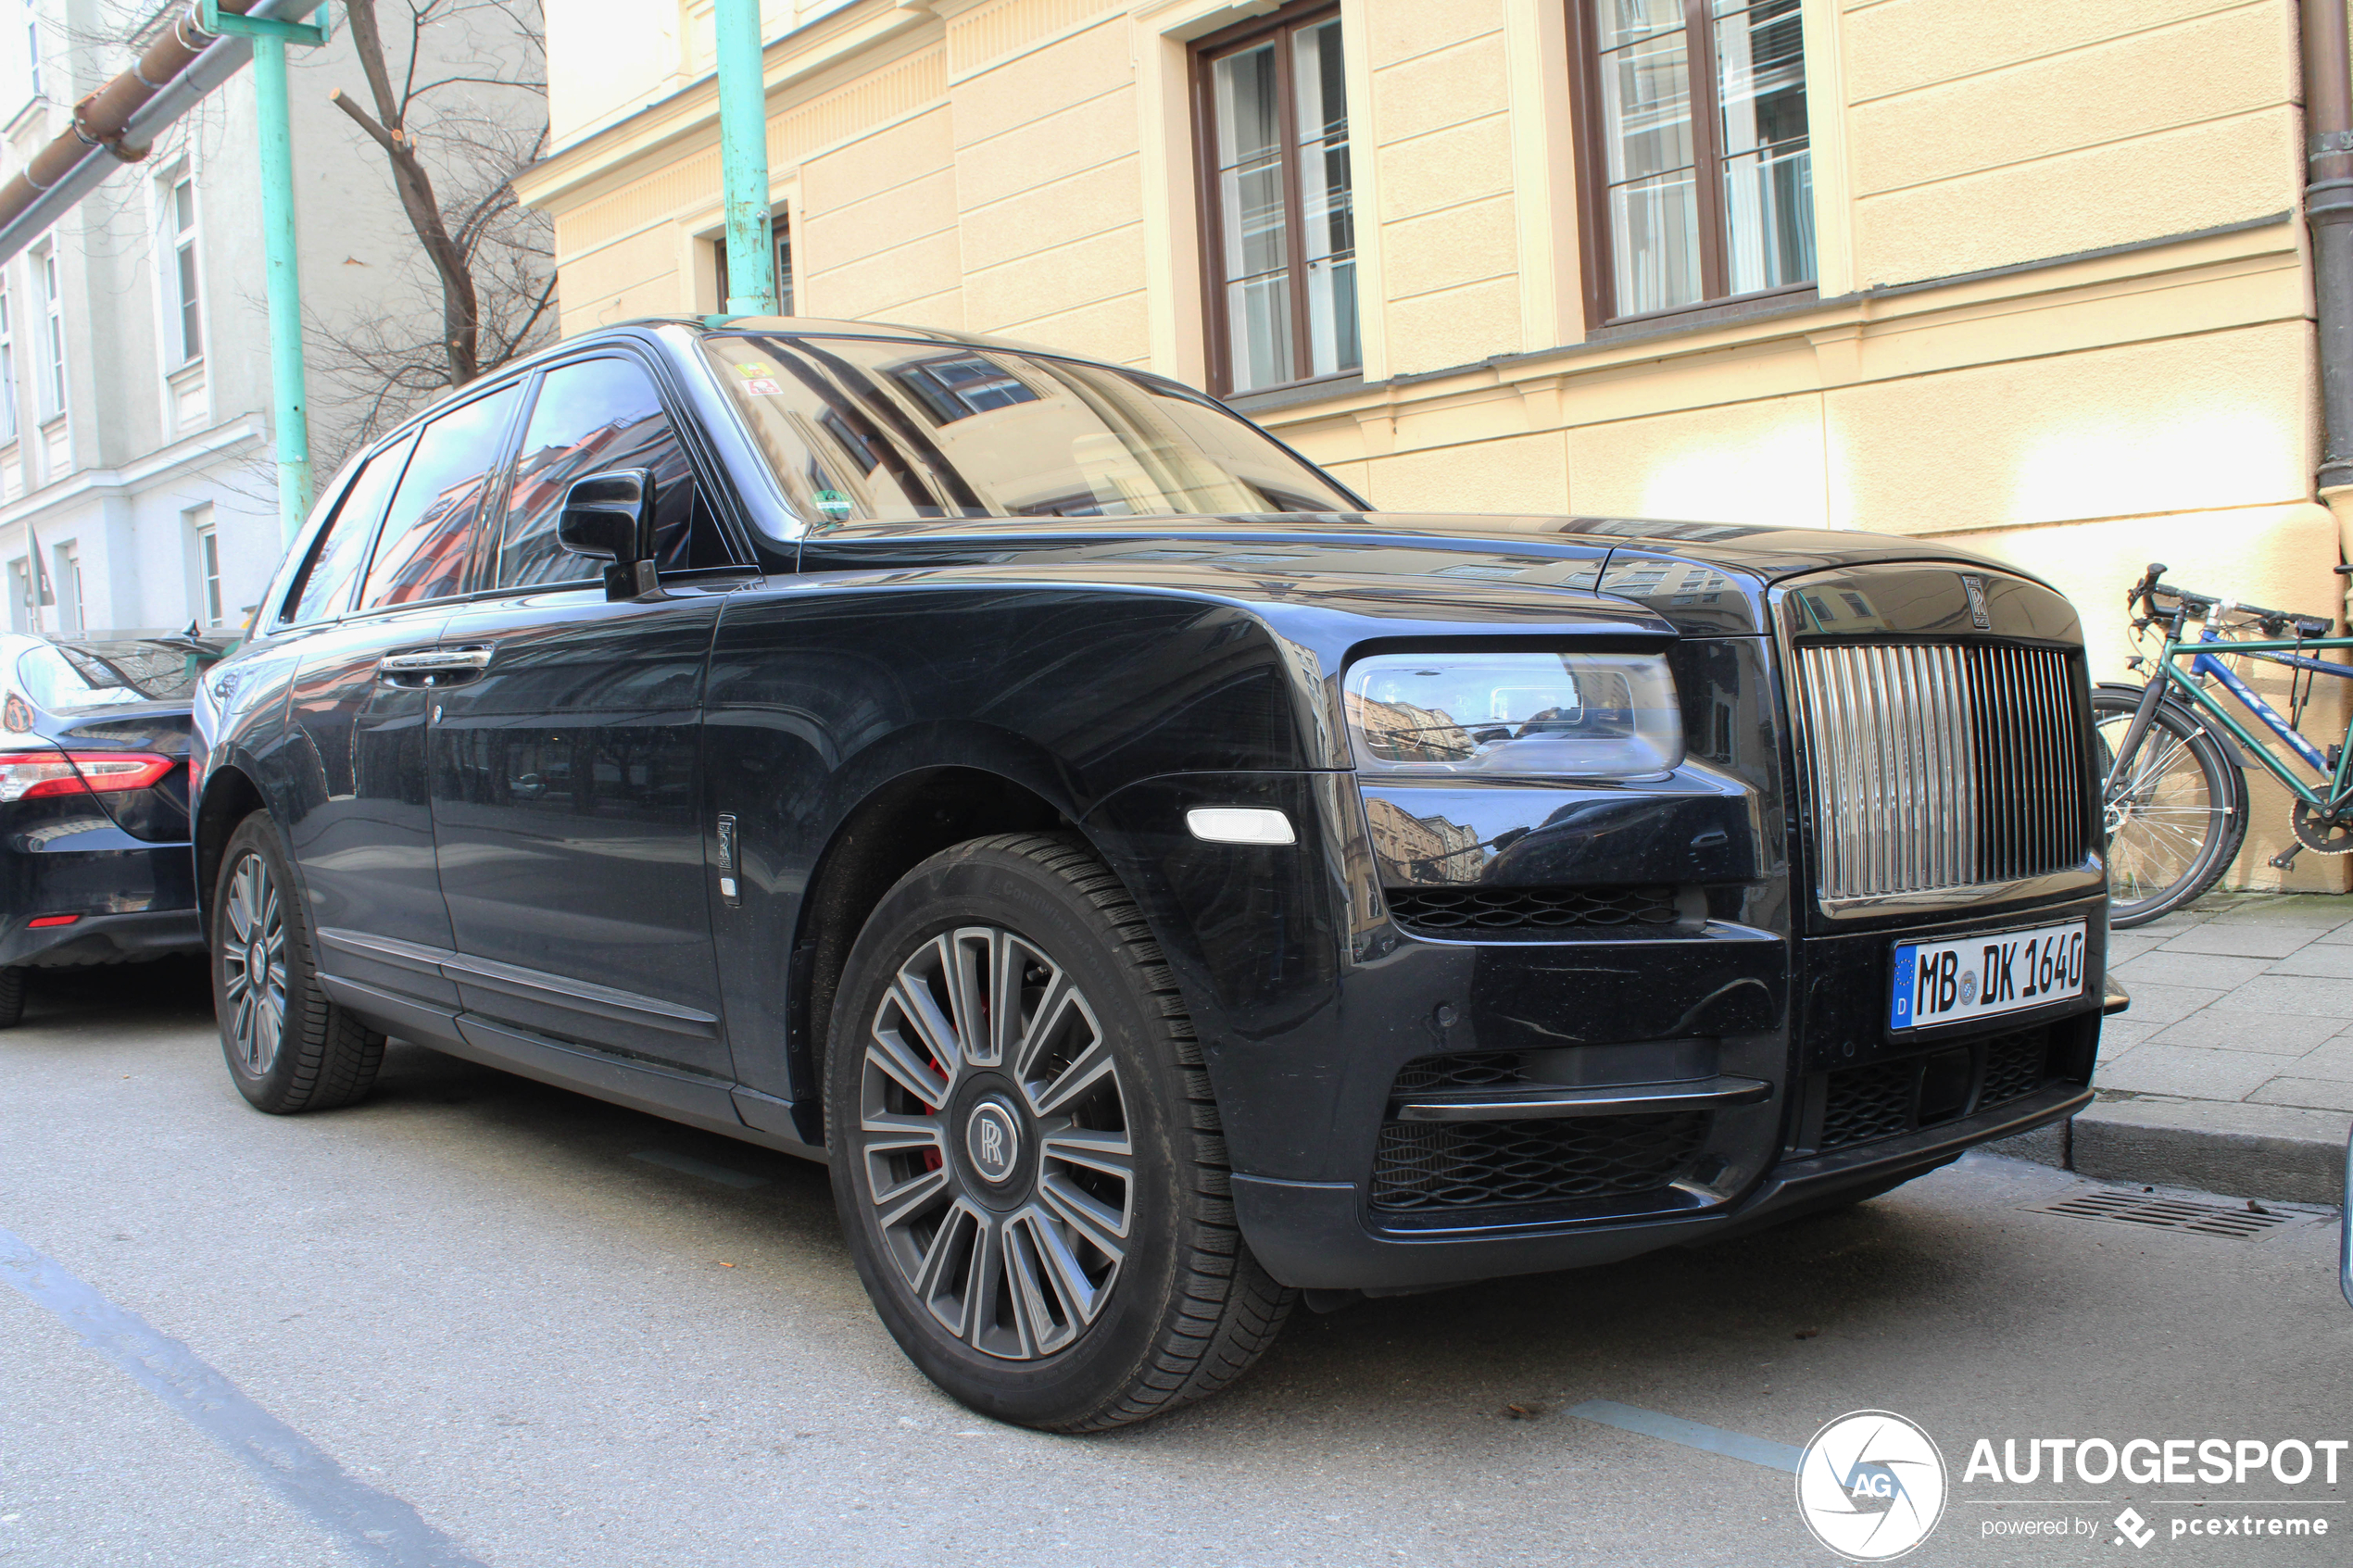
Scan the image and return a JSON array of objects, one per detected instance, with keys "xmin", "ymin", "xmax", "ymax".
[{"xmin": 1343, "ymin": 650, "xmax": 1683, "ymax": 779}]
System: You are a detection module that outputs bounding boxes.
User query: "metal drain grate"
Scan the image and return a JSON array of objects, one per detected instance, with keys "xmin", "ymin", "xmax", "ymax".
[{"xmin": 2034, "ymin": 1189, "xmax": 2298, "ymax": 1239}]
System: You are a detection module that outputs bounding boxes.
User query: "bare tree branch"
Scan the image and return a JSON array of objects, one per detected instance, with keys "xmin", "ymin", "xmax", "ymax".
[{"xmin": 306, "ymin": 0, "xmax": 551, "ymax": 472}]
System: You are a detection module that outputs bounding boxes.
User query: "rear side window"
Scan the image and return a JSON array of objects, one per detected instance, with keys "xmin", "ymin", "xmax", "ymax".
[
  {"xmin": 499, "ymin": 356, "xmax": 731, "ymax": 589},
  {"xmin": 282, "ymin": 437, "xmax": 411, "ymax": 626},
  {"xmin": 359, "ymin": 385, "xmax": 523, "ymax": 610}
]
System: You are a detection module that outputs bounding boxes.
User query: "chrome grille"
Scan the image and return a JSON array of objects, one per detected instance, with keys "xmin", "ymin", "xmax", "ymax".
[{"xmin": 1795, "ymin": 643, "xmax": 2087, "ymax": 901}]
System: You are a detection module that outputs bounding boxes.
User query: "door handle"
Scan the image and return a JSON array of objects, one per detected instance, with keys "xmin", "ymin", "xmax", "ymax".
[{"xmin": 377, "ymin": 646, "xmax": 494, "ymax": 687}]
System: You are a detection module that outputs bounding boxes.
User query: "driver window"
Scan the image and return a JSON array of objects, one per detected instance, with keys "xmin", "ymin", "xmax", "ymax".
[
  {"xmin": 359, "ymin": 385, "xmax": 522, "ymax": 610},
  {"xmin": 499, "ymin": 356, "xmax": 733, "ymax": 588}
]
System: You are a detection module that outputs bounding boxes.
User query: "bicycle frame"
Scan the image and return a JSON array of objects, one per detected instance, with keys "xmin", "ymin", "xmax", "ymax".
[{"xmin": 2138, "ymin": 623, "xmax": 2353, "ymax": 813}]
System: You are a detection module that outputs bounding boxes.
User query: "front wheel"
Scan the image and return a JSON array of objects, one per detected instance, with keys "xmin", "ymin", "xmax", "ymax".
[
  {"xmin": 826, "ymin": 833, "xmax": 1294, "ymax": 1431},
  {"xmin": 2092, "ymin": 689, "xmax": 2246, "ymax": 927}
]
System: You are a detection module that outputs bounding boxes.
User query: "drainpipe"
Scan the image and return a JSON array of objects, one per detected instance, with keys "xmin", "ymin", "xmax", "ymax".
[
  {"xmin": 712, "ymin": 0, "xmax": 777, "ymax": 318},
  {"xmin": 2303, "ymin": 0, "xmax": 2353, "ymax": 536},
  {"xmin": 194, "ymin": 2, "xmax": 331, "ymax": 547}
]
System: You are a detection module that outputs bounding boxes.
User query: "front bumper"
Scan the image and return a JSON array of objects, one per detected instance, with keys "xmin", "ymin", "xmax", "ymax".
[{"xmin": 1234, "ymin": 1077, "xmax": 2093, "ymax": 1290}]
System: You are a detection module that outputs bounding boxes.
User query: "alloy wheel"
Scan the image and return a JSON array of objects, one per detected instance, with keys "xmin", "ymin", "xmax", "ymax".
[
  {"xmin": 856, "ymin": 924, "xmax": 1134, "ymax": 1361},
  {"xmin": 220, "ymin": 850, "xmax": 289, "ymax": 1075}
]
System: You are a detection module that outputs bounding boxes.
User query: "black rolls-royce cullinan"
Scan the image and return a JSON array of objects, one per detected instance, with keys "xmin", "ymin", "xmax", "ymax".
[{"xmin": 190, "ymin": 318, "xmax": 2113, "ymax": 1430}]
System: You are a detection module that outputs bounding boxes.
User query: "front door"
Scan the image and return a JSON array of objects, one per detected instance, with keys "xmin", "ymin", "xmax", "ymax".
[
  {"xmin": 284, "ymin": 386, "xmax": 524, "ymax": 1015},
  {"xmin": 427, "ymin": 354, "xmax": 736, "ymax": 1078}
]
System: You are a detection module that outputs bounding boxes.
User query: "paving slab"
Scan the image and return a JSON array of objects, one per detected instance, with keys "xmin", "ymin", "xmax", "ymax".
[
  {"xmin": 2100, "ymin": 981, "xmax": 2221, "ymax": 1025},
  {"xmin": 2094, "ymin": 1019, "xmax": 2157, "ymax": 1060},
  {"xmin": 2248, "ymin": 1077, "xmax": 2353, "ymax": 1112},
  {"xmin": 2217, "ymin": 972, "xmax": 2353, "ymax": 1017},
  {"xmin": 2154, "ymin": 924, "xmax": 2319, "ymax": 959},
  {"xmin": 2268, "ymin": 1041, "xmax": 2353, "ymax": 1082},
  {"xmin": 2090, "ymin": 1045, "xmax": 2304, "ymax": 1099},
  {"xmin": 2261, "ymin": 944, "xmax": 2353, "ymax": 978},
  {"xmin": 2203, "ymin": 897, "xmax": 2353, "ymax": 927},
  {"xmin": 2110, "ymin": 950, "xmax": 2271, "ymax": 991},
  {"xmin": 2144, "ymin": 1009, "xmax": 2346, "ymax": 1054}
]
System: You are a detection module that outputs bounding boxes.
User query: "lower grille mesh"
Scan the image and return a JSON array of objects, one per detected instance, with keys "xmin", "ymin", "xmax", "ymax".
[
  {"xmin": 1385, "ymin": 884, "xmax": 1679, "ymax": 935},
  {"xmin": 1391, "ymin": 1051, "xmax": 1528, "ymax": 1093},
  {"xmin": 1980, "ymin": 1027, "xmax": 2052, "ymax": 1108},
  {"xmin": 1818, "ymin": 1024, "xmax": 2056, "ymax": 1152},
  {"xmin": 1371, "ymin": 1114, "xmax": 1708, "ymax": 1211}
]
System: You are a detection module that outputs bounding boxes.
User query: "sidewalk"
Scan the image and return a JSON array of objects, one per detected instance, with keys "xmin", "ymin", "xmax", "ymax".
[{"xmin": 1996, "ymin": 891, "xmax": 2353, "ymax": 1203}]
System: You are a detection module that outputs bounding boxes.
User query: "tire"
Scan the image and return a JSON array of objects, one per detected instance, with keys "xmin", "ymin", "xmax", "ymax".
[
  {"xmin": 826, "ymin": 832, "xmax": 1294, "ymax": 1432},
  {"xmin": 0, "ymin": 967, "xmax": 23, "ymax": 1030},
  {"xmin": 210, "ymin": 811, "xmax": 386, "ymax": 1113},
  {"xmin": 2092, "ymin": 689, "xmax": 2247, "ymax": 927}
]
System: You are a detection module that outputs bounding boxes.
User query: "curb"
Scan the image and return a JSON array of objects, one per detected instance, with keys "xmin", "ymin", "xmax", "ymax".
[{"xmin": 1993, "ymin": 1098, "xmax": 2351, "ymax": 1207}]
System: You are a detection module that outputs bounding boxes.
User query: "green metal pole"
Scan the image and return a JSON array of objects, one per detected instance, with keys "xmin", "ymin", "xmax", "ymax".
[
  {"xmin": 712, "ymin": 0, "xmax": 775, "ymax": 317},
  {"xmin": 252, "ymin": 32, "xmax": 312, "ymax": 546}
]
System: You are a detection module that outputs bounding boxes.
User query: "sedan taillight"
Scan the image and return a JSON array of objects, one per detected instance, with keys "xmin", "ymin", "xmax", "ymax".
[{"xmin": 0, "ymin": 751, "xmax": 176, "ymax": 802}]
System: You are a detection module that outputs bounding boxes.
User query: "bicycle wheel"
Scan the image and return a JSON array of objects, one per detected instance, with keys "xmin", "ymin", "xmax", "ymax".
[{"xmin": 2092, "ymin": 689, "xmax": 2247, "ymax": 926}]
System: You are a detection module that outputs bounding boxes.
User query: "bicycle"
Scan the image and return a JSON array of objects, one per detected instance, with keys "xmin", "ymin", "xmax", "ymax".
[{"xmin": 2097, "ymin": 561, "xmax": 2352, "ymax": 925}]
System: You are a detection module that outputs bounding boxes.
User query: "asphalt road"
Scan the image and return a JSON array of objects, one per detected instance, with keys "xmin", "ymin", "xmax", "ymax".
[{"xmin": 3, "ymin": 961, "xmax": 2349, "ymax": 1568}]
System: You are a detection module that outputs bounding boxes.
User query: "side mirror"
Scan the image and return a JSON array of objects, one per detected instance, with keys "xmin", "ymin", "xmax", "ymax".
[{"xmin": 557, "ymin": 468, "xmax": 659, "ymax": 598}]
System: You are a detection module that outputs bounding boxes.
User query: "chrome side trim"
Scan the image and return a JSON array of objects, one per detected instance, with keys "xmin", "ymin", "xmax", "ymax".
[{"xmin": 1393, "ymin": 1074, "xmax": 1773, "ymax": 1122}]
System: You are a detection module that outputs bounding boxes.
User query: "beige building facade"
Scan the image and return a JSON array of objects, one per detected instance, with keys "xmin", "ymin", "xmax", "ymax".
[{"xmin": 521, "ymin": 0, "xmax": 2353, "ymax": 888}]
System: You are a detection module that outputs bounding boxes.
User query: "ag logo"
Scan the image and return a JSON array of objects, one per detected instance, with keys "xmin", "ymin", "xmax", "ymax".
[{"xmin": 1795, "ymin": 1411, "xmax": 1948, "ymax": 1561}]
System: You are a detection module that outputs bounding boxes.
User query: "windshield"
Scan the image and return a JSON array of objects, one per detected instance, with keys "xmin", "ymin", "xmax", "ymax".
[
  {"xmin": 15, "ymin": 642, "xmax": 200, "ymax": 712},
  {"xmin": 703, "ymin": 333, "xmax": 1355, "ymax": 530}
]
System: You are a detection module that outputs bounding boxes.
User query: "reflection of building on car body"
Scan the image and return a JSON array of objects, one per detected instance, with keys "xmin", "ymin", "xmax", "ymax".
[{"xmin": 190, "ymin": 318, "xmax": 2119, "ymax": 1431}]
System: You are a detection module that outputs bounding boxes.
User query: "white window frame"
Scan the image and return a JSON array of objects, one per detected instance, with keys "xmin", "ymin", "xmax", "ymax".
[
  {"xmin": 22, "ymin": 0, "xmax": 41, "ymax": 104},
  {"xmin": 159, "ymin": 166, "xmax": 203, "ymax": 367},
  {"xmin": 0, "ymin": 279, "xmax": 17, "ymax": 444},
  {"xmin": 34, "ymin": 241, "xmax": 63, "ymax": 420},
  {"xmin": 54, "ymin": 538, "xmax": 79, "ymax": 633},
  {"xmin": 188, "ymin": 505, "xmax": 222, "ymax": 625}
]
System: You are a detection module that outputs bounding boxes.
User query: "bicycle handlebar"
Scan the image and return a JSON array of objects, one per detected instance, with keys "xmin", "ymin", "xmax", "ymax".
[{"xmin": 2129, "ymin": 560, "xmax": 2333, "ymax": 638}]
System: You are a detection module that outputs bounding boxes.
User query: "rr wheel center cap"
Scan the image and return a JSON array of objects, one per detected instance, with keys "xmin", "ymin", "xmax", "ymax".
[{"xmin": 964, "ymin": 1100, "xmax": 1022, "ymax": 1186}]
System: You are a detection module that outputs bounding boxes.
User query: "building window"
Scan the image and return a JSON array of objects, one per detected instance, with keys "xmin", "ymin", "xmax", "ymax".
[
  {"xmin": 1572, "ymin": 0, "xmax": 1814, "ymax": 324},
  {"xmin": 163, "ymin": 173, "xmax": 201, "ymax": 363},
  {"xmin": 713, "ymin": 208, "xmax": 794, "ymax": 316},
  {"xmin": 23, "ymin": 0, "xmax": 40, "ymax": 101},
  {"xmin": 6, "ymin": 558, "xmax": 27, "ymax": 633},
  {"xmin": 190, "ymin": 506, "xmax": 222, "ymax": 625},
  {"xmin": 54, "ymin": 539, "xmax": 80, "ymax": 633},
  {"xmin": 0, "ymin": 284, "xmax": 16, "ymax": 443},
  {"xmin": 35, "ymin": 243, "xmax": 63, "ymax": 418},
  {"xmin": 1194, "ymin": 6, "xmax": 1359, "ymax": 395}
]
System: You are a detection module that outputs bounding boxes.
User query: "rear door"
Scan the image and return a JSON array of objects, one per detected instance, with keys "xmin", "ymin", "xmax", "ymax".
[
  {"xmin": 427, "ymin": 353, "xmax": 740, "ymax": 1077},
  {"xmin": 283, "ymin": 385, "xmax": 523, "ymax": 1018}
]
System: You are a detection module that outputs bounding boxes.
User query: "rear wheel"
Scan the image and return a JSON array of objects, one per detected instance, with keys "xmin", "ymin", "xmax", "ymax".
[
  {"xmin": 0, "ymin": 967, "xmax": 23, "ymax": 1029},
  {"xmin": 826, "ymin": 833, "xmax": 1293, "ymax": 1431},
  {"xmin": 2093, "ymin": 690, "xmax": 2246, "ymax": 927},
  {"xmin": 211, "ymin": 811, "xmax": 386, "ymax": 1113}
]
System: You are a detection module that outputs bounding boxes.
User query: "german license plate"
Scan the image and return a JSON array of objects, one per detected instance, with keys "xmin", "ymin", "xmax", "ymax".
[{"xmin": 1889, "ymin": 922, "xmax": 2086, "ymax": 1030}]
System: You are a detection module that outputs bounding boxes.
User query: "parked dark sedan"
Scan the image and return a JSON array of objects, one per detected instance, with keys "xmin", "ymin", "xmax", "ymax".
[
  {"xmin": 0, "ymin": 630, "xmax": 214, "ymax": 1025},
  {"xmin": 190, "ymin": 319, "xmax": 2110, "ymax": 1430}
]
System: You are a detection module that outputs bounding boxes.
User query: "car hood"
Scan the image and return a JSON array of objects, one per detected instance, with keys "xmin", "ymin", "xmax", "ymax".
[{"xmin": 797, "ymin": 511, "xmax": 2040, "ymax": 636}]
